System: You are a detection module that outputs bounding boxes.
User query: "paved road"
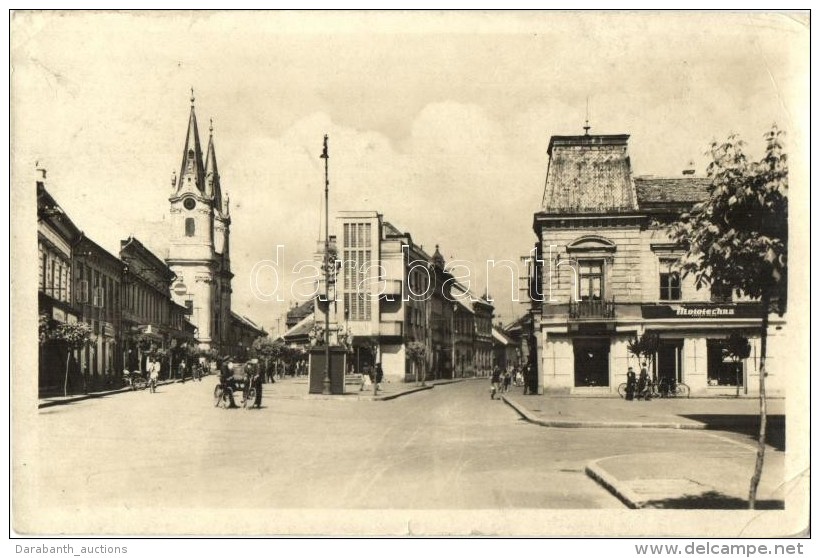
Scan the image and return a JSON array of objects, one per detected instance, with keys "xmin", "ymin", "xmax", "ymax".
[{"xmin": 31, "ymin": 379, "xmax": 760, "ymax": 512}]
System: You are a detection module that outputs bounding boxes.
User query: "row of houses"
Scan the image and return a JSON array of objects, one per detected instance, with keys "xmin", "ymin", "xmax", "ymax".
[
  {"xmin": 284, "ymin": 132, "xmax": 789, "ymax": 397},
  {"xmin": 37, "ymin": 169, "xmax": 265, "ymax": 396},
  {"xmin": 281, "ymin": 211, "xmax": 499, "ymax": 384}
]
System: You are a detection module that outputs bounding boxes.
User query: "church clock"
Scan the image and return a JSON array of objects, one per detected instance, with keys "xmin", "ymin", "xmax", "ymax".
[{"xmin": 183, "ymin": 198, "xmax": 196, "ymax": 211}]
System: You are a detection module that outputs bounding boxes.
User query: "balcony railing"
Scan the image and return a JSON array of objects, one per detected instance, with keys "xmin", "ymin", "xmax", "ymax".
[{"xmin": 569, "ymin": 299, "xmax": 615, "ymax": 320}]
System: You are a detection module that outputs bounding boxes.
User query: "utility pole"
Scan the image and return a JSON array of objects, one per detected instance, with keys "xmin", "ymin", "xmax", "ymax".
[{"xmin": 321, "ymin": 134, "xmax": 331, "ymax": 394}]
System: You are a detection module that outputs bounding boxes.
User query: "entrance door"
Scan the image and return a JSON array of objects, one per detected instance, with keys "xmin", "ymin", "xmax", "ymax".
[
  {"xmin": 573, "ymin": 338, "xmax": 610, "ymax": 387},
  {"xmin": 657, "ymin": 339, "xmax": 683, "ymax": 382}
]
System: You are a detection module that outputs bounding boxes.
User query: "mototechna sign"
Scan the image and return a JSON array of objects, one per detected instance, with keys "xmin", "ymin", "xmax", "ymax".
[{"xmin": 641, "ymin": 303, "xmax": 762, "ymax": 319}]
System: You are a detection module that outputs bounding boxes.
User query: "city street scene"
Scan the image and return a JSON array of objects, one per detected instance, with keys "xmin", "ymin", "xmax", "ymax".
[{"xmin": 11, "ymin": 11, "xmax": 808, "ymax": 538}]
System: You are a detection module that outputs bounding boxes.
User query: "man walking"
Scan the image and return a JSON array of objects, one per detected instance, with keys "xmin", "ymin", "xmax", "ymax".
[{"xmin": 491, "ymin": 366, "xmax": 502, "ymax": 399}]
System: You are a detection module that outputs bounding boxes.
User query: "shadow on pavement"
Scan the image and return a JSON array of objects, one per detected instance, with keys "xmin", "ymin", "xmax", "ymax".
[
  {"xmin": 680, "ymin": 414, "xmax": 785, "ymax": 451},
  {"xmin": 642, "ymin": 490, "xmax": 785, "ymax": 510}
]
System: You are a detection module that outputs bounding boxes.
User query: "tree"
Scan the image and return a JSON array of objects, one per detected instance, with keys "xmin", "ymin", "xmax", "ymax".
[
  {"xmin": 406, "ymin": 341, "xmax": 429, "ymax": 387},
  {"xmin": 723, "ymin": 333, "xmax": 752, "ymax": 398},
  {"xmin": 668, "ymin": 126, "xmax": 787, "ymax": 509},
  {"xmin": 49, "ymin": 321, "xmax": 95, "ymax": 397},
  {"xmin": 627, "ymin": 331, "xmax": 660, "ymax": 375}
]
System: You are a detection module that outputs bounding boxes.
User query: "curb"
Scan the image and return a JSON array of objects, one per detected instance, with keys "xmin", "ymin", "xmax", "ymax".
[
  {"xmin": 584, "ymin": 459, "xmax": 643, "ymax": 509},
  {"xmin": 38, "ymin": 379, "xmax": 185, "ymax": 409},
  {"xmin": 501, "ymin": 395, "xmax": 708, "ymax": 430},
  {"xmin": 41, "ymin": 378, "xmax": 465, "ymax": 407}
]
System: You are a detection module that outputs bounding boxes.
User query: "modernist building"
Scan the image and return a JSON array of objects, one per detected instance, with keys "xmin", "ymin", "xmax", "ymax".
[
  {"xmin": 314, "ymin": 211, "xmax": 494, "ymax": 383},
  {"xmin": 166, "ymin": 94, "xmax": 234, "ymax": 353},
  {"xmin": 529, "ymin": 132, "xmax": 786, "ymax": 396}
]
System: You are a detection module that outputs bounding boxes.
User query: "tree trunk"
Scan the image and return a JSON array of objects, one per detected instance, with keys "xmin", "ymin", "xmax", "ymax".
[
  {"xmin": 63, "ymin": 349, "xmax": 71, "ymax": 398},
  {"xmin": 748, "ymin": 291, "xmax": 770, "ymax": 509}
]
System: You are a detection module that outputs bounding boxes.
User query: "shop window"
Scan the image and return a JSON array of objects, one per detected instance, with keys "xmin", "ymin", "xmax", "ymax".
[
  {"xmin": 707, "ymin": 339, "xmax": 744, "ymax": 386},
  {"xmin": 578, "ymin": 260, "xmax": 603, "ymax": 301},
  {"xmin": 659, "ymin": 259, "xmax": 681, "ymax": 301}
]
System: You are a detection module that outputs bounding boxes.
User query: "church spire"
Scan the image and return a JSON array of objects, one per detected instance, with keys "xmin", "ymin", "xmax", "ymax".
[
  {"xmin": 204, "ymin": 117, "xmax": 223, "ymax": 211},
  {"xmin": 175, "ymin": 90, "xmax": 206, "ymax": 196}
]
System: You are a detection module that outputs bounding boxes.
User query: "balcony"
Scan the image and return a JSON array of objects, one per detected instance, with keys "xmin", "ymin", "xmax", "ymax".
[
  {"xmin": 378, "ymin": 279, "xmax": 402, "ymax": 302},
  {"xmin": 569, "ymin": 299, "xmax": 615, "ymax": 320},
  {"xmin": 379, "ymin": 322, "xmax": 403, "ymax": 337}
]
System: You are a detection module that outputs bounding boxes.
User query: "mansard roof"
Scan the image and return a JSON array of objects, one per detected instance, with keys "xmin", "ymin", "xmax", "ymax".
[{"xmin": 541, "ymin": 133, "xmax": 638, "ymax": 214}]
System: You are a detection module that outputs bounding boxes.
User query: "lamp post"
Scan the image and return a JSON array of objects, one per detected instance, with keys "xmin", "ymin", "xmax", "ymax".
[
  {"xmin": 451, "ymin": 302, "xmax": 458, "ymax": 380},
  {"xmin": 321, "ymin": 134, "xmax": 331, "ymax": 394}
]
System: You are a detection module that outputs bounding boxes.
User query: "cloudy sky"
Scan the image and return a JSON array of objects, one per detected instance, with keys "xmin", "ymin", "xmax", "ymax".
[{"xmin": 12, "ymin": 11, "xmax": 808, "ymax": 332}]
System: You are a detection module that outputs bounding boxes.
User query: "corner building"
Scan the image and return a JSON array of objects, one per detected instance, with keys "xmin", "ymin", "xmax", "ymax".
[{"xmin": 531, "ymin": 133, "xmax": 786, "ymax": 397}]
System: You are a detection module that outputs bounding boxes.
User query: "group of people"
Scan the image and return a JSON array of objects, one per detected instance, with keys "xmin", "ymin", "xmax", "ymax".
[
  {"xmin": 490, "ymin": 365, "xmax": 526, "ymax": 399},
  {"xmin": 359, "ymin": 363, "xmax": 384, "ymax": 393},
  {"xmin": 625, "ymin": 366, "xmax": 653, "ymax": 401},
  {"xmin": 218, "ymin": 358, "xmax": 264, "ymax": 408}
]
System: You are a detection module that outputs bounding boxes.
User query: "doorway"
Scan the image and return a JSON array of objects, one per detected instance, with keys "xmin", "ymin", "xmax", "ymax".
[
  {"xmin": 573, "ymin": 337, "xmax": 610, "ymax": 387},
  {"xmin": 657, "ymin": 339, "xmax": 683, "ymax": 382}
]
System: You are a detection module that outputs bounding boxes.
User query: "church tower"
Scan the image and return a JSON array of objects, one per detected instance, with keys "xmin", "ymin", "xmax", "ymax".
[{"xmin": 167, "ymin": 91, "xmax": 233, "ymax": 352}]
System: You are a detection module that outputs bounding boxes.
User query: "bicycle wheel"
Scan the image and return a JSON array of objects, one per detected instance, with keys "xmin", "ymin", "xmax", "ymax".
[
  {"xmin": 676, "ymin": 383, "xmax": 690, "ymax": 398},
  {"xmin": 617, "ymin": 383, "xmax": 627, "ymax": 398},
  {"xmin": 214, "ymin": 385, "xmax": 223, "ymax": 407},
  {"xmin": 243, "ymin": 388, "xmax": 256, "ymax": 409},
  {"xmin": 220, "ymin": 389, "xmax": 234, "ymax": 409}
]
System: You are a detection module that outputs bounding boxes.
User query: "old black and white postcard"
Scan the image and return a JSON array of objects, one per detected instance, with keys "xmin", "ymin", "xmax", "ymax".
[{"xmin": 10, "ymin": 10, "xmax": 810, "ymax": 540}]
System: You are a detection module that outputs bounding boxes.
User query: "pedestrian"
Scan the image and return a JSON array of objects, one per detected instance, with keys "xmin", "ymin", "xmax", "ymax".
[
  {"xmin": 625, "ymin": 367, "xmax": 637, "ymax": 401},
  {"xmin": 491, "ymin": 366, "xmax": 502, "ymax": 399},
  {"xmin": 253, "ymin": 365, "xmax": 263, "ymax": 408},
  {"xmin": 149, "ymin": 360, "xmax": 159, "ymax": 393},
  {"xmin": 359, "ymin": 367, "xmax": 371, "ymax": 391},
  {"xmin": 179, "ymin": 360, "xmax": 186, "ymax": 384},
  {"xmin": 265, "ymin": 360, "xmax": 274, "ymax": 384},
  {"xmin": 374, "ymin": 363, "xmax": 384, "ymax": 393},
  {"xmin": 503, "ymin": 369, "xmax": 512, "ymax": 393},
  {"xmin": 637, "ymin": 366, "xmax": 651, "ymax": 401}
]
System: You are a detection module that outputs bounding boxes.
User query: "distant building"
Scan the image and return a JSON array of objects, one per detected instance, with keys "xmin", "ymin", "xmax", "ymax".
[
  {"xmin": 120, "ymin": 236, "xmax": 180, "ymax": 373},
  {"xmin": 314, "ymin": 211, "xmax": 494, "ymax": 383},
  {"xmin": 73, "ymin": 234, "xmax": 123, "ymax": 389},
  {"xmin": 528, "ymin": 132, "xmax": 787, "ymax": 396}
]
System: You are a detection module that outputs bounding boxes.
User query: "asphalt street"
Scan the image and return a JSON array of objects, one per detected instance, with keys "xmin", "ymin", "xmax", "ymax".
[{"xmin": 29, "ymin": 379, "xmax": 778, "ymax": 516}]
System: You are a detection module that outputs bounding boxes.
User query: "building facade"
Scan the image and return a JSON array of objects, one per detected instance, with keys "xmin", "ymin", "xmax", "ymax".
[
  {"xmin": 313, "ymin": 211, "xmax": 494, "ymax": 383},
  {"xmin": 73, "ymin": 234, "xmax": 123, "ymax": 389},
  {"xmin": 529, "ymin": 132, "xmax": 787, "ymax": 396},
  {"xmin": 37, "ymin": 174, "xmax": 82, "ymax": 395},
  {"xmin": 166, "ymin": 95, "xmax": 233, "ymax": 353}
]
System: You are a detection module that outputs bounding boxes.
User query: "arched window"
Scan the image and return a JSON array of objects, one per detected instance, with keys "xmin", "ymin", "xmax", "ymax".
[{"xmin": 185, "ymin": 218, "xmax": 195, "ymax": 237}]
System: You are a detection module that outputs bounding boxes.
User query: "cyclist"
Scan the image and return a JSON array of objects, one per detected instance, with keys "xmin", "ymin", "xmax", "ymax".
[{"xmin": 219, "ymin": 358, "xmax": 238, "ymax": 407}]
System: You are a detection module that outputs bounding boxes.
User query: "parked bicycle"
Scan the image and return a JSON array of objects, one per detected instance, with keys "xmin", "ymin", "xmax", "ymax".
[
  {"xmin": 618, "ymin": 378, "xmax": 690, "ymax": 398},
  {"xmin": 124, "ymin": 372, "xmax": 148, "ymax": 391}
]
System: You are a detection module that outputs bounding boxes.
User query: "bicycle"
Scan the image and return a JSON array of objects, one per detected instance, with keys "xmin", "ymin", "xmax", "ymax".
[
  {"xmin": 618, "ymin": 379, "xmax": 690, "ymax": 398},
  {"xmin": 658, "ymin": 377, "xmax": 690, "ymax": 398}
]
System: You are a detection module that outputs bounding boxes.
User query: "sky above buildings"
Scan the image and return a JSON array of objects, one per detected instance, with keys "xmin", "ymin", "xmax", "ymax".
[{"xmin": 12, "ymin": 11, "xmax": 808, "ymax": 333}]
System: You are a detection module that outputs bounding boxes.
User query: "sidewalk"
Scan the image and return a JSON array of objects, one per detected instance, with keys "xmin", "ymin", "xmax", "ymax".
[
  {"xmin": 38, "ymin": 375, "xmax": 463, "ymax": 408},
  {"xmin": 503, "ymin": 391, "xmax": 793, "ymax": 510},
  {"xmin": 265, "ymin": 376, "xmax": 463, "ymax": 401}
]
